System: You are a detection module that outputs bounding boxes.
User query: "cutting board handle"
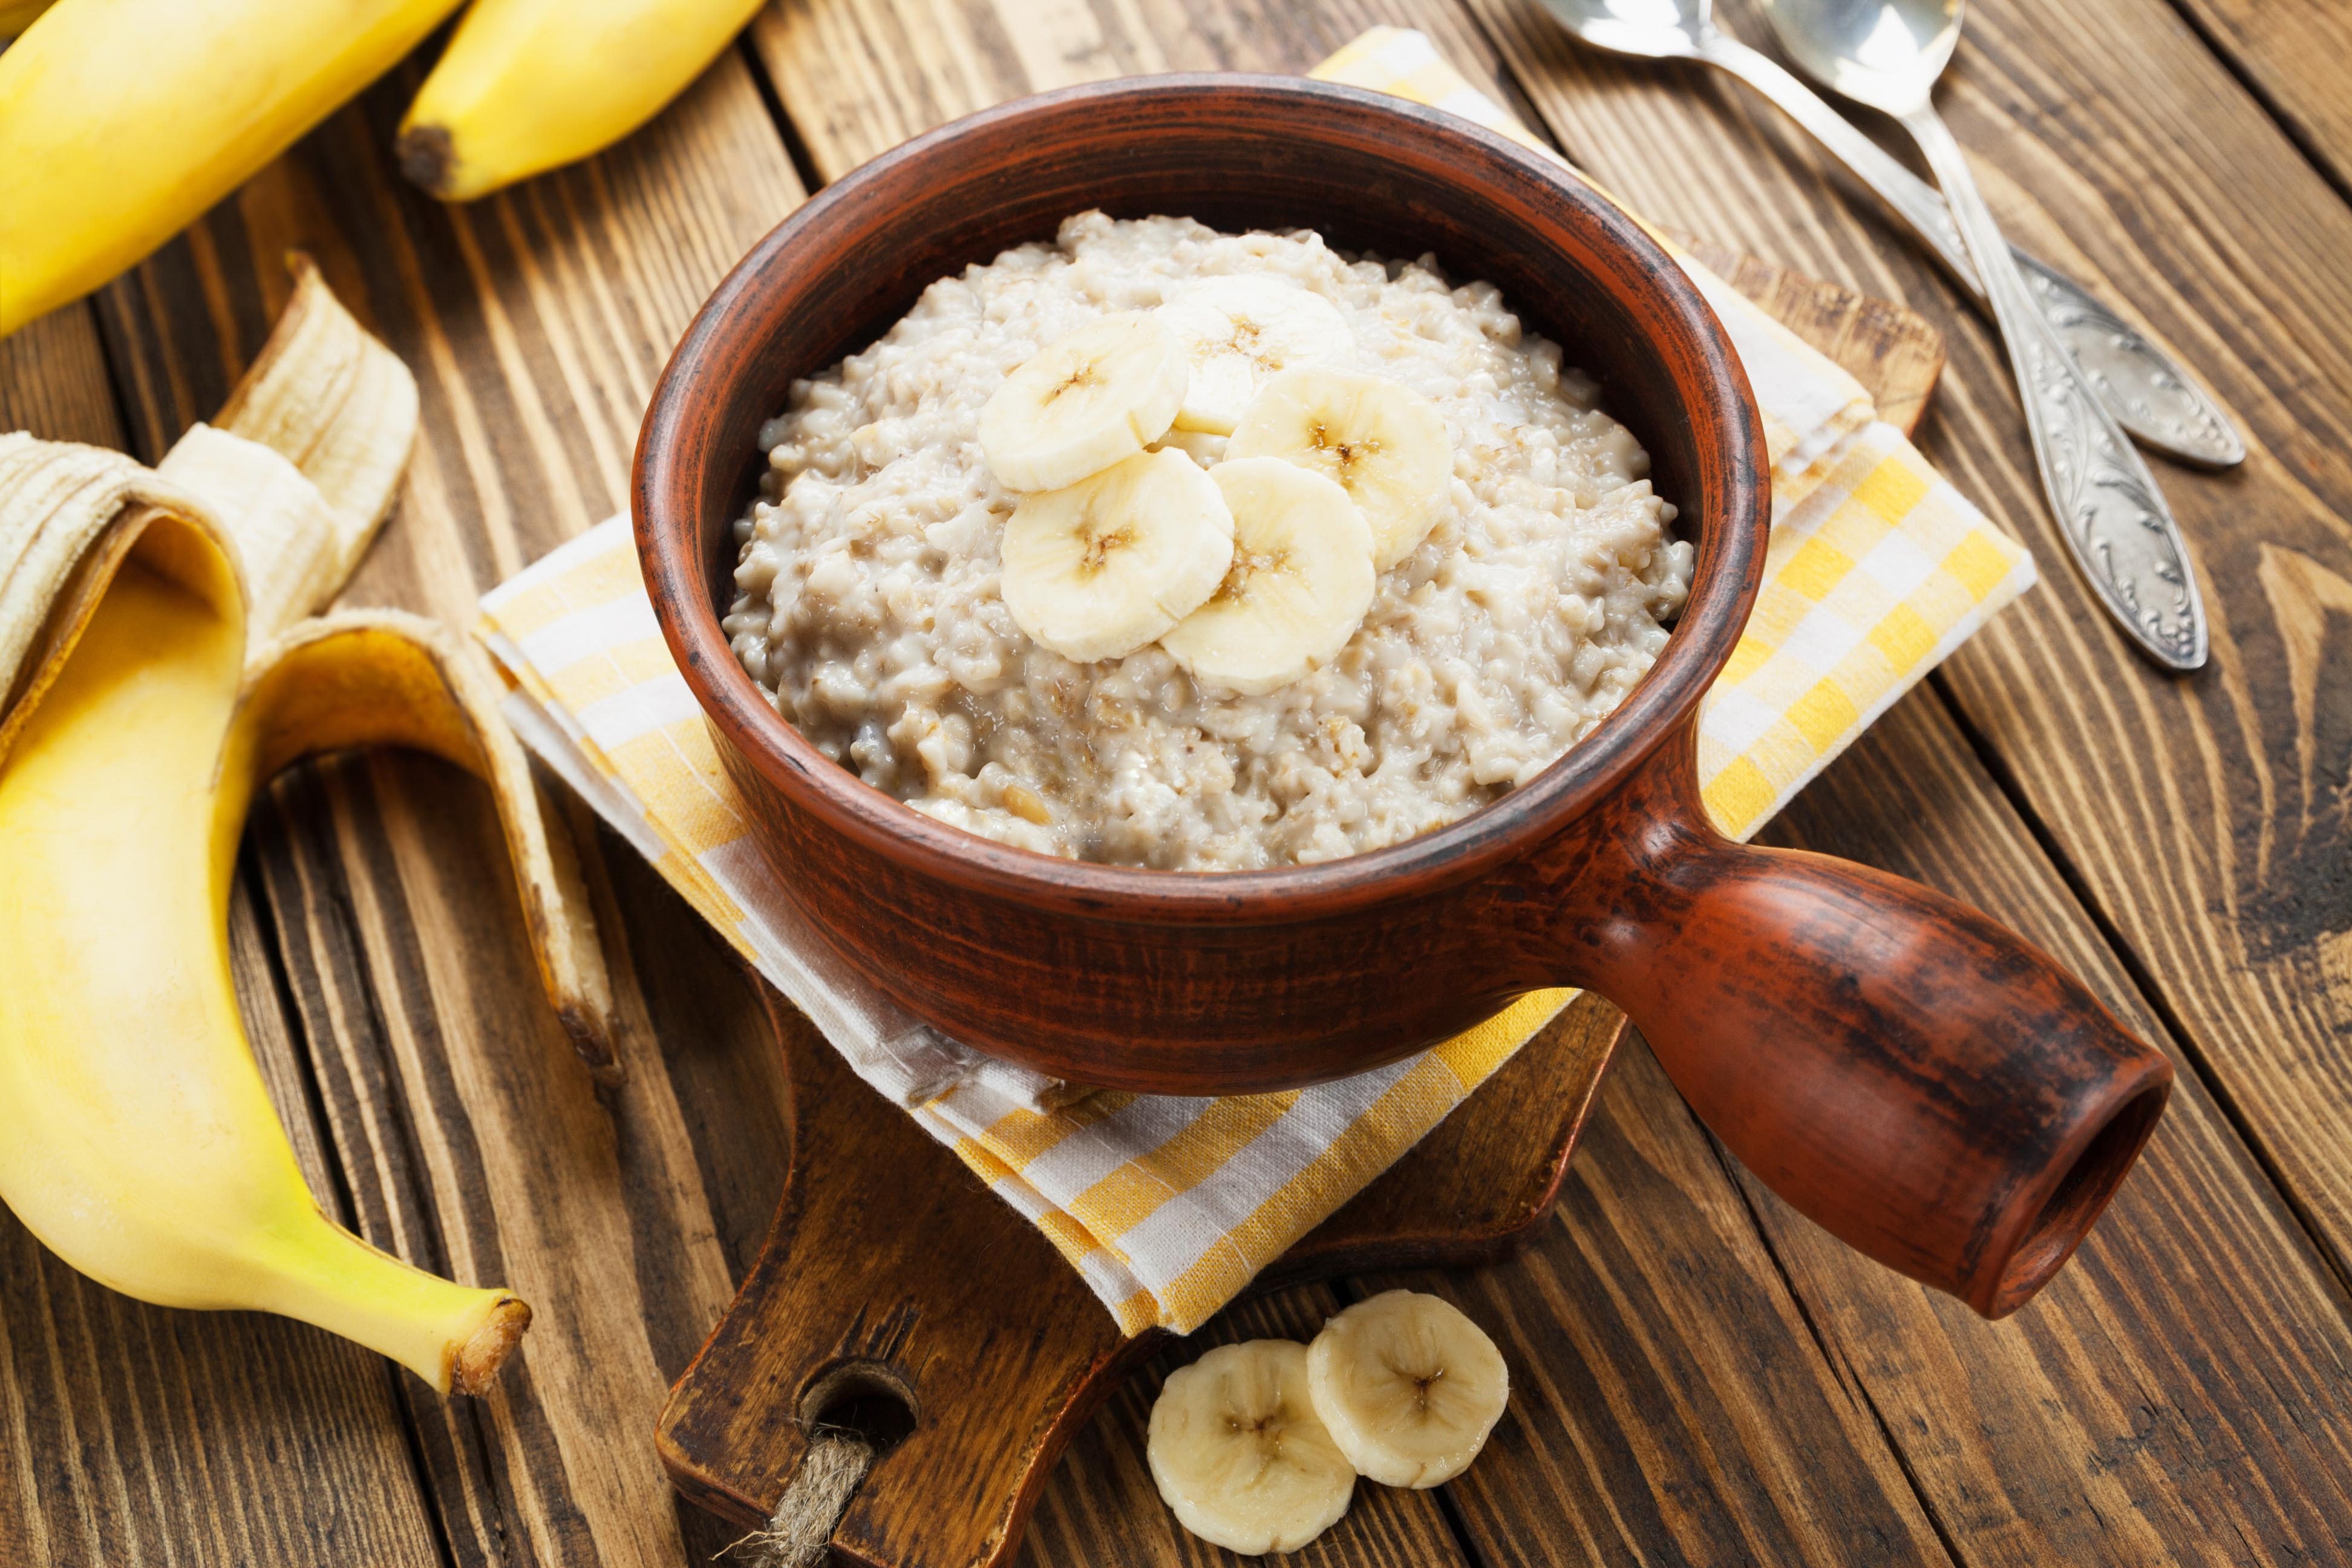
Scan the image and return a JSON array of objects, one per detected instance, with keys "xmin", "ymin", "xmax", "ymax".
[{"xmin": 1537, "ymin": 725, "xmax": 2174, "ymax": 1316}]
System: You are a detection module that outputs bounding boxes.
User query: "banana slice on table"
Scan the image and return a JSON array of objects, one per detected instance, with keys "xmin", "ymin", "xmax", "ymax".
[
  {"xmin": 1307, "ymin": 1290, "xmax": 1510, "ymax": 1488},
  {"xmin": 1000, "ymin": 447, "xmax": 1234, "ymax": 663},
  {"xmin": 978, "ymin": 311, "xmax": 1189, "ymax": 492},
  {"xmin": 1227, "ymin": 367, "xmax": 1453, "ymax": 569},
  {"xmin": 1158, "ymin": 275, "xmax": 1354, "ymax": 436},
  {"xmin": 1148, "ymin": 1339, "xmax": 1357, "ymax": 1555},
  {"xmin": 1159, "ymin": 458, "xmax": 1374, "ymax": 696}
]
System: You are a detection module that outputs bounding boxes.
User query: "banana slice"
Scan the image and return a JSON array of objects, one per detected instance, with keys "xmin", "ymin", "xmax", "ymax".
[
  {"xmin": 1158, "ymin": 276, "xmax": 1354, "ymax": 437},
  {"xmin": 1147, "ymin": 1339, "xmax": 1356, "ymax": 1555},
  {"xmin": 1000, "ymin": 447, "xmax": 1233, "ymax": 664},
  {"xmin": 1159, "ymin": 458, "xmax": 1373, "ymax": 696},
  {"xmin": 1306, "ymin": 1290, "xmax": 1509, "ymax": 1489},
  {"xmin": 1152, "ymin": 428, "xmax": 1229, "ymax": 468},
  {"xmin": 978, "ymin": 311, "xmax": 1189, "ymax": 492},
  {"xmin": 1227, "ymin": 368, "xmax": 1453, "ymax": 569}
]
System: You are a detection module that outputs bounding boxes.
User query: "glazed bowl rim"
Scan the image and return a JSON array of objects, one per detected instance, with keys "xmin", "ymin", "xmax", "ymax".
[{"xmin": 635, "ymin": 73, "xmax": 1768, "ymax": 923}]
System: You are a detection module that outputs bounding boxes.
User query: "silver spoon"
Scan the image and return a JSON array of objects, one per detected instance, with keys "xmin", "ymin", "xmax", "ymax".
[
  {"xmin": 1757, "ymin": 0, "xmax": 2204, "ymax": 668},
  {"xmin": 1535, "ymin": 0, "xmax": 2244, "ymax": 468}
]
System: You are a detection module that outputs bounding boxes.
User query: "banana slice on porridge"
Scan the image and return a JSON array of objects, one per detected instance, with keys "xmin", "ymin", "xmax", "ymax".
[
  {"xmin": 1147, "ymin": 1339, "xmax": 1357, "ymax": 1555},
  {"xmin": 1158, "ymin": 275, "xmax": 1354, "ymax": 436},
  {"xmin": 978, "ymin": 310, "xmax": 1190, "ymax": 492},
  {"xmin": 1159, "ymin": 457, "xmax": 1374, "ymax": 696},
  {"xmin": 999, "ymin": 446, "xmax": 1234, "ymax": 663},
  {"xmin": 1306, "ymin": 1289, "xmax": 1510, "ymax": 1489},
  {"xmin": 1228, "ymin": 366, "xmax": 1453, "ymax": 569}
]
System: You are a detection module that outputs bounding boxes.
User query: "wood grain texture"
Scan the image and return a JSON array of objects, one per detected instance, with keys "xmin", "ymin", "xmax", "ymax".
[
  {"xmin": 2169, "ymin": 0, "xmax": 2352, "ymax": 195},
  {"xmin": 1475, "ymin": 0, "xmax": 2352, "ymax": 1318},
  {"xmin": 1673, "ymin": 230, "xmax": 1943, "ymax": 436},
  {"xmin": 1750, "ymin": 686, "xmax": 2352, "ymax": 1565},
  {"xmin": 1459, "ymin": 4, "xmax": 2352, "ymax": 1555},
  {"xmin": 0, "ymin": 307, "xmax": 122, "ymax": 450},
  {"xmin": 1373, "ymin": 1036, "xmax": 1955, "ymax": 1568},
  {"xmin": 6, "ymin": 0, "xmax": 2350, "ymax": 1564},
  {"xmin": 658, "ymin": 985, "xmax": 1620, "ymax": 1565}
]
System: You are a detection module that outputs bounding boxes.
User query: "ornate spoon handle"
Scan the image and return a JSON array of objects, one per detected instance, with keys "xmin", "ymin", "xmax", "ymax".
[
  {"xmin": 1702, "ymin": 34, "xmax": 2243, "ymax": 466},
  {"xmin": 1900, "ymin": 103, "xmax": 2206, "ymax": 670}
]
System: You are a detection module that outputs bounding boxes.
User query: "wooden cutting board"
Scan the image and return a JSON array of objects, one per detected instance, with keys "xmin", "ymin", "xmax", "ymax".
[{"xmin": 653, "ymin": 240, "xmax": 1945, "ymax": 1568}]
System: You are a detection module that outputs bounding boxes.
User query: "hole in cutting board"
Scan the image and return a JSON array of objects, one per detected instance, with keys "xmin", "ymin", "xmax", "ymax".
[{"xmin": 799, "ymin": 1359, "xmax": 919, "ymax": 1455}]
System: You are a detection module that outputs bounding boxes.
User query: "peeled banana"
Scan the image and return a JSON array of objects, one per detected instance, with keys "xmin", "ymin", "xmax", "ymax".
[
  {"xmin": 0, "ymin": 262, "xmax": 613, "ymax": 1391},
  {"xmin": 981, "ymin": 312, "xmax": 1190, "ymax": 493},
  {"xmin": 1159, "ymin": 276, "xmax": 1354, "ymax": 436},
  {"xmin": 1145, "ymin": 1294, "xmax": 1511, "ymax": 1551},
  {"xmin": 1229, "ymin": 367, "xmax": 1454, "ymax": 569},
  {"xmin": 999, "ymin": 447, "xmax": 1234, "ymax": 664},
  {"xmin": 1147, "ymin": 1339, "xmax": 1357, "ymax": 1554},
  {"xmin": 0, "ymin": 0, "xmax": 464, "ymax": 338},
  {"xmin": 396, "ymin": 0, "xmax": 766, "ymax": 201},
  {"xmin": 1159, "ymin": 458, "xmax": 1375, "ymax": 694},
  {"xmin": 1306, "ymin": 1290, "xmax": 1509, "ymax": 1488}
]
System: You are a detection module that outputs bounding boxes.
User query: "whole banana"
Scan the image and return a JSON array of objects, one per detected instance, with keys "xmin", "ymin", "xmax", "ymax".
[
  {"xmin": 396, "ymin": 0, "xmax": 765, "ymax": 201},
  {"xmin": 0, "ymin": 0, "xmax": 463, "ymax": 337}
]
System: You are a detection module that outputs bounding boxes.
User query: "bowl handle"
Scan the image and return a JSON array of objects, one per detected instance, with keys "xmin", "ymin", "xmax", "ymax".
[{"xmin": 1537, "ymin": 727, "xmax": 2171, "ymax": 1316}]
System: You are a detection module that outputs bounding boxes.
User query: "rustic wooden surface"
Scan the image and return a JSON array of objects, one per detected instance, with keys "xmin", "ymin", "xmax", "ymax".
[{"xmin": 2, "ymin": 0, "xmax": 2350, "ymax": 1564}]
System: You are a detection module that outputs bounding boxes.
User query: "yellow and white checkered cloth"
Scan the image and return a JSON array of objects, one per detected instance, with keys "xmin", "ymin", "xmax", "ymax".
[{"xmin": 475, "ymin": 31, "xmax": 2034, "ymax": 1336}]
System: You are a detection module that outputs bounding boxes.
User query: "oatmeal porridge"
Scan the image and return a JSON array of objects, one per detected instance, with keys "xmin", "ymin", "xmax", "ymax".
[{"xmin": 724, "ymin": 211, "xmax": 1692, "ymax": 871}]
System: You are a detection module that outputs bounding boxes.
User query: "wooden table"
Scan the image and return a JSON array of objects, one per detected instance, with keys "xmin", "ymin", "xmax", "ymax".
[{"xmin": 5, "ymin": 0, "xmax": 2351, "ymax": 1563}]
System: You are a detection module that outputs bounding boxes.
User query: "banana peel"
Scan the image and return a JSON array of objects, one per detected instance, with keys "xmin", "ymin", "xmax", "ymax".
[{"xmin": 0, "ymin": 257, "xmax": 615, "ymax": 1392}]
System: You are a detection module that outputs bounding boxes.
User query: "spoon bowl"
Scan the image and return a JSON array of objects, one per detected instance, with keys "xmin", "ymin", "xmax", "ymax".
[
  {"xmin": 1760, "ymin": 0, "xmax": 1961, "ymax": 114},
  {"xmin": 1533, "ymin": 0, "xmax": 1713, "ymax": 58}
]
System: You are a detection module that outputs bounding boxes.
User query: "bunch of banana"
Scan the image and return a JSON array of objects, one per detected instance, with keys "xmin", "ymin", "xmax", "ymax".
[
  {"xmin": 1146, "ymin": 1290, "xmax": 1511, "ymax": 1552},
  {"xmin": 0, "ymin": 260, "xmax": 615, "ymax": 1393},
  {"xmin": 0, "ymin": 0, "xmax": 760, "ymax": 338},
  {"xmin": 977, "ymin": 283, "xmax": 1457, "ymax": 694}
]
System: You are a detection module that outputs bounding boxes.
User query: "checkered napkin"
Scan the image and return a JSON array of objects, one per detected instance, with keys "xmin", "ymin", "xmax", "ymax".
[{"xmin": 475, "ymin": 32, "xmax": 2034, "ymax": 1336}]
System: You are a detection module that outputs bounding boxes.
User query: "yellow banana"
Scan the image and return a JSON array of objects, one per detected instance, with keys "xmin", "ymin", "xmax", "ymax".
[
  {"xmin": 0, "ymin": 0, "xmax": 53, "ymax": 41},
  {"xmin": 0, "ymin": 262, "xmax": 615, "ymax": 1392},
  {"xmin": 396, "ymin": 0, "xmax": 765, "ymax": 201},
  {"xmin": 0, "ymin": 0, "xmax": 463, "ymax": 337}
]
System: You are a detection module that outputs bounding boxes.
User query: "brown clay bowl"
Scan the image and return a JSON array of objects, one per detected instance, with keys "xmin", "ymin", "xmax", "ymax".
[{"xmin": 635, "ymin": 76, "xmax": 2171, "ymax": 1317}]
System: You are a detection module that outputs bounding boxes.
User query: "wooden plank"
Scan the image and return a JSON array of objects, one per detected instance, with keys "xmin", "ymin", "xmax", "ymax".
[
  {"xmin": 78, "ymin": 46, "xmax": 811, "ymax": 1568},
  {"xmin": 1748, "ymin": 688, "xmax": 2352, "ymax": 1564},
  {"xmin": 1527, "ymin": 0, "xmax": 2352, "ymax": 1313},
  {"xmin": 0, "ymin": 307, "xmax": 122, "ymax": 449},
  {"xmin": 1379, "ymin": 1034, "xmax": 1955, "ymax": 1568},
  {"xmin": 1018, "ymin": 1287, "xmax": 1472, "ymax": 1568},
  {"xmin": 750, "ymin": 0, "xmax": 1520, "ymax": 176},
  {"xmin": 1462, "ymin": 0, "xmax": 2352, "ymax": 1551},
  {"xmin": 2169, "ymin": 0, "xmax": 2352, "ymax": 195},
  {"xmin": 1673, "ymin": 230, "xmax": 1943, "ymax": 435}
]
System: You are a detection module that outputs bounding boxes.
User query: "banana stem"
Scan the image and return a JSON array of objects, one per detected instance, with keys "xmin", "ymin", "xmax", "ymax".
[{"xmin": 249, "ymin": 1220, "xmax": 531, "ymax": 1394}]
